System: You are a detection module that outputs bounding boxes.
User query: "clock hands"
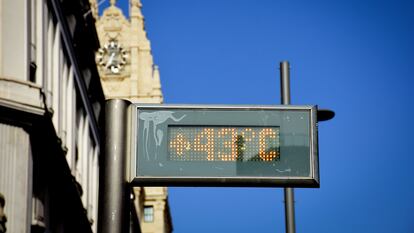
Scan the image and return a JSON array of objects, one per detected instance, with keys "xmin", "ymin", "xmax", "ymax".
[{"xmin": 106, "ymin": 52, "xmax": 115, "ymax": 69}]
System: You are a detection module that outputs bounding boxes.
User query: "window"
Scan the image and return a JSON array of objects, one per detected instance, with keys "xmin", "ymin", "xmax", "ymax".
[{"xmin": 143, "ymin": 206, "xmax": 154, "ymax": 222}]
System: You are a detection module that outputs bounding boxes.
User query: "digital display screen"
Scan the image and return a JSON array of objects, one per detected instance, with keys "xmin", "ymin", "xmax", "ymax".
[
  {"xmin": 168, "ymin": 126, "xmax": 280, "ymax": 162},
  {"xmin": 132, "ymin": 105, "xmax": 319, "ymax": 187}
]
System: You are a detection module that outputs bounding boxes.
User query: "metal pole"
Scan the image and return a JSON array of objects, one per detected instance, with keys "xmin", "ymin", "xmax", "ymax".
[
  {"xmin": 280, "ymin": 61, "xmax": 296, "ymax": 233},
  {"xmin": 98, "ymin": 99, "xmax": 131, "ymax": 233}
]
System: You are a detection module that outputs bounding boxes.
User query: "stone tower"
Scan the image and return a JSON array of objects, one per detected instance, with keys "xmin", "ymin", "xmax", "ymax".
[
  {"xmin": 94, "ymin": 0, "xmax": 163, "ymax": 103},
  {"xmin": 92, "ymin": 0, "xmax": 172, "ymax": 232}
]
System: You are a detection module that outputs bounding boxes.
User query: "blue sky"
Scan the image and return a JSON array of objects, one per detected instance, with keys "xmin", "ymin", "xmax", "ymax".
[{"xmin": 105, "ymin": 0, "xmax": 414, "ymax": 232}]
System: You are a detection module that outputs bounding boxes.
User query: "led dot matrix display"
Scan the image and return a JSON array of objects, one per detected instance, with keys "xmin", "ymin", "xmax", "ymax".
[{"xmin": 168, "ymin": 126, "xmax": 280, "ymax": 162}]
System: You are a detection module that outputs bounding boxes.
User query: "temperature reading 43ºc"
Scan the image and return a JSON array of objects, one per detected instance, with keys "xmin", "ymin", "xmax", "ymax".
[{"xmin": 168, "ymin": 126, "xmax": 280, "ymax": 162}]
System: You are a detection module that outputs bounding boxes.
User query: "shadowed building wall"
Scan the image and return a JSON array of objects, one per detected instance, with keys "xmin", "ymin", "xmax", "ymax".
[{"xmin": 0, "ymin": 0, "xmax": 104, "ymax": 232}]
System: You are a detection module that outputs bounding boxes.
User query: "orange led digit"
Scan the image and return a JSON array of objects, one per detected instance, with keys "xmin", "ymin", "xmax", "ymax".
[
  {"xmin": 217, "ymin": 128, "xmax": 237, "ymax": 161},
  {"xmin": 193, "ymin": 128, "xmax": 215, "ymax": 161}
]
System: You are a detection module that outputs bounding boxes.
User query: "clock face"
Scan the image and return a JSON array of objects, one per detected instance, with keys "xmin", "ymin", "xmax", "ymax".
[{"xmin": 97, "ymin": 40, "xmax": 127, "ymax": 74}]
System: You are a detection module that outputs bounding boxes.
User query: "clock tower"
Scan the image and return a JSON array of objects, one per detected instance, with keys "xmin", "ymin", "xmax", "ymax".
[{"xmin": 94, "ymin": 0, "xmax": 163, "ymax": 103}]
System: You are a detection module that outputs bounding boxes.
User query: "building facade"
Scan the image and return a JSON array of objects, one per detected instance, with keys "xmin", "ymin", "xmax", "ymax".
[
  {"xmin": 0, "ymin": 0, "xmax": 104, "ymax": 232},
  {"xmin": 92, "ymin": 1, "xmax": 172, "ymax": 233}
]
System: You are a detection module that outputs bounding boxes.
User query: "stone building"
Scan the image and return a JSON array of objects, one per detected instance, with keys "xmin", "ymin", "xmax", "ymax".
[
  {"xmin": 0, "ymin": 0, "xmax": 104, "ymax": 232},
  {"xmin": 92, "ymin": 1, "xmax": 172, "ymax": 233}
]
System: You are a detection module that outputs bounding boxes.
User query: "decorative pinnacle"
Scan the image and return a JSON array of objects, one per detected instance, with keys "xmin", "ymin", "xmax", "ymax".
[
  {"xmin": 110, "ymin": 0, "xmax": 116, "ymax": 6},
  {"xmin": 131, "ymin": 0, "xmax": 142, "ymax": 8}
]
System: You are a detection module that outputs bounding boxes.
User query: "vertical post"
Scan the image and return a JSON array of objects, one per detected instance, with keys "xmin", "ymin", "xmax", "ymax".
[
  {"xmin": 98, "ymin": 99, "xmax": 131, "ymax": 233},
  {"xmin": 280, "ymin": 61, "xmax": 296, "ymax": 233}
]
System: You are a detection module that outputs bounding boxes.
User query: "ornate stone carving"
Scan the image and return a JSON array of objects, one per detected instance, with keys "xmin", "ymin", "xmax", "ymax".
[{"xmin": 95, "ymin": 1, "xmax": 163, "ymax": 103}]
